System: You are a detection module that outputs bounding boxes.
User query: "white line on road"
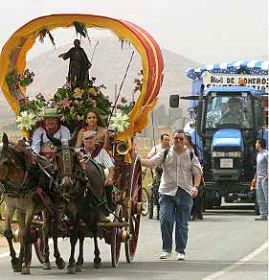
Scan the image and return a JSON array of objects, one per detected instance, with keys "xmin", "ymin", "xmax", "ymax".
[{"xmin": 201, "ymin": 241, "xmax": 268, "ymax": 280}]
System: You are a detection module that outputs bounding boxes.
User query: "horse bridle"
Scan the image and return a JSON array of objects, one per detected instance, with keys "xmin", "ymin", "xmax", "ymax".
[{"xmin": 61, "ymin": 139, "xmax": 73, "ymax": 177}]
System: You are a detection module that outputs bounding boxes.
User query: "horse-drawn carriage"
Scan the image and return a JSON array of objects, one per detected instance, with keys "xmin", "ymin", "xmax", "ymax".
[{"xmin": 0, "ymin": 14, "xmax": 163, "ymax": 274}]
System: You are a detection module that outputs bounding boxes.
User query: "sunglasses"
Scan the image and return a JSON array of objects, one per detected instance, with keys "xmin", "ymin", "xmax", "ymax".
[{"xmin": 174, "ymin": 137, "xmax": 185, "ymax": 141}]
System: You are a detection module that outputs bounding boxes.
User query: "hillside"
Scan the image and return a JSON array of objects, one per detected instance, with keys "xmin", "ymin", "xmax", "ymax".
[{"xmin": 0, "ymin": 37, "xmax": 199, "ymax": 128}]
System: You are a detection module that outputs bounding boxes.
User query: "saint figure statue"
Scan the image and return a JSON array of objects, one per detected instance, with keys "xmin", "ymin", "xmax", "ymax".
[{"xmin": 59, "ymin": 39, "xmax": 92, "ymax": 88}]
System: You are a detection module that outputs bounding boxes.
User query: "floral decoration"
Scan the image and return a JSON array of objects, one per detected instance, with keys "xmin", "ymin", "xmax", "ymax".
[
  {"xmin": 116, "ymin": 97, "xmax": 134, "ymax": 115},
  {"xmin": 16, "ymin": 93, "xmax": 47, "ymax": 131},
  {"xmin": 16, "ymin": 111, "xmax": 37, "ymax": 131},
  {"xmin": 110, "ymin": 112, "xmax": 130, "ymax": 132},
  {"xmin": 53, "ymin": 78, "xmax": 112, "ymax": 126},
  {"xmin": 6, "ymin": 69, "xmax": 35, "ymax": 91}
]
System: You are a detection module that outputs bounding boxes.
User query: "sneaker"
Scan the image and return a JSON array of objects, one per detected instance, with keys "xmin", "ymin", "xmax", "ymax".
[
  {"xmin": 159, "ymin": 252, "xmax": 172, "ymax": 260},
  {"xmin": 255, "ymin": 215, "xmax": 268, "ymax": 221},
  {"xmin": 176, "ymin": 253, "xmax": 185, "ymax": 261}
]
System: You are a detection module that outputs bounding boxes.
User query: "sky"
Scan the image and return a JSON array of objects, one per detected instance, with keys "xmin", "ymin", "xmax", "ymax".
[{"xmin": 0, "ymin": 0, "xmax": 268, "ymax": 64}]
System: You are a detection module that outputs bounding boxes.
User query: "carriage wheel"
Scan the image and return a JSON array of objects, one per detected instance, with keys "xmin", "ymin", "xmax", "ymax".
[
  {"xmin": 34, "ymin": 234, "xmax": 46, "ymax": 264},
  {"xmin": 111, "ymin": 204, "xmax": 123, "ymax": 267},
  {"xmin": 148, "ymin": 188, "xmax": 154, "ymax": 219},
  {"xmin": 141, "ymin": 187, "xmax": 149, "ymax": 216},
  {"xmin": 125, "ymin": 154, "xmax": 142, "ymax": 263}
]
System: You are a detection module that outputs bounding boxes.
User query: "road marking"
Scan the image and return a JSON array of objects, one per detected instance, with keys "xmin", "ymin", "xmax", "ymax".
[{"xmin": 201, "ymin": 241, "xmax": 268, "ymax": 280}]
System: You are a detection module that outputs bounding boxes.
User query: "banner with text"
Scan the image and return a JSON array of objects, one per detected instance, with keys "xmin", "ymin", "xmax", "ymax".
[{"xmin": 203, "ymin": 72, "xmax": 268, "ymax": 92}]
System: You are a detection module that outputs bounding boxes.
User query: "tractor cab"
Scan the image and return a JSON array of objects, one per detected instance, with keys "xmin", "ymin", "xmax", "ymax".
[{"xmin": 197, "ymin": 87, "xmax": 266, "ymax": 184}]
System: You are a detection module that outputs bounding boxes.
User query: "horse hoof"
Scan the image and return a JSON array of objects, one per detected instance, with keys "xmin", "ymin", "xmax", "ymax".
[
  {"xmin": 12, "ymin": 259, "xmax": 22, "ymax": 272},
  {"xmin": 76, "ymin": 265, "xmax": 82, "ymax": 272},
  {"xmin": 21, "ymin": 267, "xmax": 31, "ymax": 274},
  {"xmin": 56, "ymin": 258, "xmax": 65, "ymax": 270},
  {"xmin": 67, "ymin": 266, "xmax": 76, "ymax": 274},
  {"xmin": 13, "ymin": 266, "xmax": 22, "ymax": 273},
  {"xmin": 94, "ymin": 262, "xmax": 101, "ymax": 269},
  {"xmin": 43, "ymin": 262, "xmax": 51, "ymax": 270}
]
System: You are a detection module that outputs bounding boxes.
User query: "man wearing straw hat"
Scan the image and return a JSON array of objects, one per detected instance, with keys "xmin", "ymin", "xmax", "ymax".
[{"xmin": 31, "ymin": 106, "xmax": 71, "ymax": 158}]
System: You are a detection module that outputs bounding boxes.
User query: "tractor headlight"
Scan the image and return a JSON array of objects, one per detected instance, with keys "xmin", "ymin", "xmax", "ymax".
[{"xmin": 212, "ymin": 151, "xmax": 225, "ymax": 157}]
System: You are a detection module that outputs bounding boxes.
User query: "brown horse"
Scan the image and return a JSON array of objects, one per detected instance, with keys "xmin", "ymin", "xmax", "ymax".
[
  {"xmin": 48, "ymin": 136, "xmax": 105, "ymax": 274},
  {"xmin": 0, "ymin": 133, "xmax": 65, "ymax": 274}
]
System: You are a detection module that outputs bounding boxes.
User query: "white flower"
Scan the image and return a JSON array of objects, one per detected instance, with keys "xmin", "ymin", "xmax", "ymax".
[
  {"xmin": 110, "ymin": 112, "xmax": 129, "ymax": 132},
  {"xmin": 16, "ymin": 111, "xmax": 37, "ymax": 130}
]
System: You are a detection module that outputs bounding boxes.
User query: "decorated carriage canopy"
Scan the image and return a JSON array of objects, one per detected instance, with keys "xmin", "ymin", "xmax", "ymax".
[
  {"xmin": 0, "ymin": 14, "xmax": 164, "ymax": 139},
  {"xmin": 185, "ymin": 60, "xmax": 269, "ymax": 95}
]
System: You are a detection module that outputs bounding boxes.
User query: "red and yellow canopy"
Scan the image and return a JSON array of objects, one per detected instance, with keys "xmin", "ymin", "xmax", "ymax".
[{"xmin": 0, "ymin": 14, "xmax": 164, "ymax": 137}]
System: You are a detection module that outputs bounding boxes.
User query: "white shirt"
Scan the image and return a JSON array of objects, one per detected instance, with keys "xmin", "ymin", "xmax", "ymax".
[
  {"xmin": 93, "ymin": 149, "xmax": 114, "ymax": 169},
  {"xmin": 31, "ymin": 125, "xmax": 71, "ymax": 154},
  {"xmin": 147, "ymin": 144, "xmax": 164, "ymax": 158},
  {"xmin": 149, "ymin": 146, "xmax": 203, "ymax": 196}
]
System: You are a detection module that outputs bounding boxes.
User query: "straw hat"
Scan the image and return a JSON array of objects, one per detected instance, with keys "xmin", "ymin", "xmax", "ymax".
[{"xmin": 40, "ymin": 107, "xmax": 62, "ymax": 118}]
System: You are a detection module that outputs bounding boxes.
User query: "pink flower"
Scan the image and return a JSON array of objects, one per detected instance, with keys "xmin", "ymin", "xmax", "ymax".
[{"xmin": 62, "ymin": 98, "xmax": 71, "ymax": 109}]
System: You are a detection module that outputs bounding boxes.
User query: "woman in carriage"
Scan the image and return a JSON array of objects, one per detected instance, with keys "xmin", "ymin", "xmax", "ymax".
[{"xmin": 75, "ymin": 108, "xmax": 110, "ymax": 151}]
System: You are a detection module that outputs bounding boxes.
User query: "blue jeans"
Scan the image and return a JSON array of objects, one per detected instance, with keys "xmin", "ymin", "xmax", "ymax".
[
  {"xmin": 159, "ymin": 188, "xmax": 193, "ymax": 254},
  {"xmin": 256, "ymin": 177, "xmax": 268, "ymax": 216}
]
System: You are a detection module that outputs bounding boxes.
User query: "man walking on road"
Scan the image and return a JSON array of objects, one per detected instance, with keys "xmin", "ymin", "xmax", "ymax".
[
  {"xmin": 147, "ymin": 133, "xmax": 170, "ymax": 158},
  {"xmin": 141, "ymin": 129, "xmax": 203, "ymax": 261},
  {"xmin": 253, "ymin": 138, "xmax": 268, "ymax": 221}
]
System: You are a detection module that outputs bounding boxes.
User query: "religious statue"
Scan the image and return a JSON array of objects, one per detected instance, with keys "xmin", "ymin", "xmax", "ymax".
[{"xmin": 59, "ymin": 39, "xmax": 92, "ymax": 89}]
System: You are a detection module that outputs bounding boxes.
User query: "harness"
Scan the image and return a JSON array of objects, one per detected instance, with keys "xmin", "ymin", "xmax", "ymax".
[
  {"xmin": 40, "ymin": 129, "xmax": 62, "ymax": 159},
  {"xmin": 61, "ymin": 139, "xmax": 73, "ymax": 177}
]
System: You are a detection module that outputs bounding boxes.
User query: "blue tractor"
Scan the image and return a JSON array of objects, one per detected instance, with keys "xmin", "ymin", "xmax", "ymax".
[{"xmin": 170, "ymin": 61, "xmax": 268, "ymax": 208}]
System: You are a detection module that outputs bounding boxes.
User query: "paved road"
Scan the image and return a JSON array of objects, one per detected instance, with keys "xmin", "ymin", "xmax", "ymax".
[{"xmin": 0, "ymin": 205, "xmax": 267, "ymax": 280}]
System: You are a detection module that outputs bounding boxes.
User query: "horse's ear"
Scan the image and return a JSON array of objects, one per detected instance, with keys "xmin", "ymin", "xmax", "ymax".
[{"xmin": 2, "ymin": 132, "xmax": 9, "ymax": 148}]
